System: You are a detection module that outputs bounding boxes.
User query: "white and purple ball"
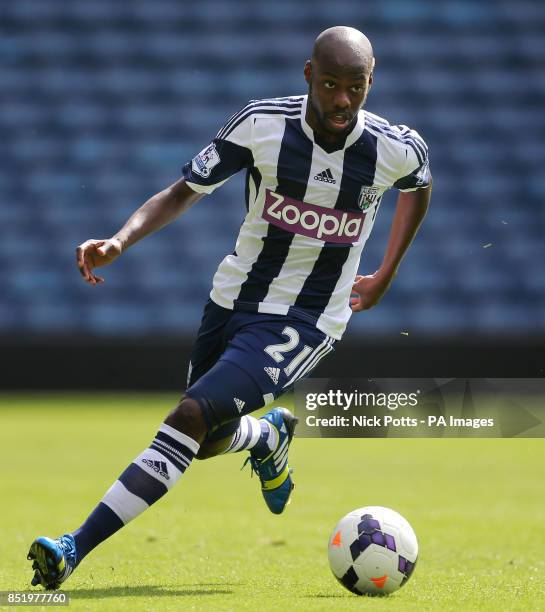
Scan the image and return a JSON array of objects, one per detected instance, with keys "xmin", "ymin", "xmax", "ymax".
[{"xmin": 328, "ymin": 506, "xmax": 418, "ymax": 596}]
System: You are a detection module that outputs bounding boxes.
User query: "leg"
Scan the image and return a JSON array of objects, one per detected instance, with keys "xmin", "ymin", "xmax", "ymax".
[
  {"xmin": 164, "ymin": 396, "xmax": 208, "ymax": 443},
  {"xmin": 183, "ymin": 356, "xmax": 299, "ymax": 514},
  {"xmin": 28, "ymin": 300, "xmax": 233, "ymax": 589},
  {"xmin": 183, "ymin": 311, "xmax": 335, "ymax": 512},
  {"xmin": 195, "ymin": 420, "xmax": 240, "ymax": 459},
  {"xmin": 196, "ymin": 415, "xmax": 277, "ymax": 460},
  {"xmin": 28, "ymin": 396, "xmax": 207, "ymax": 590}
]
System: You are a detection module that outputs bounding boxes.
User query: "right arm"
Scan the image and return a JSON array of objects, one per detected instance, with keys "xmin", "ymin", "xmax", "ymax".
[
  {"xmin": 76, "ymin": 178, "xmax": 203, "ymax": 285},
  {"xmin": 78, "ymin": 100, "xmax": 255, "ymax": 285}
]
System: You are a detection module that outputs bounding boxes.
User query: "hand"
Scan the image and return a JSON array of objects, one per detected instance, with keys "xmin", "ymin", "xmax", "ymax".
[
  {"xmin": 350, "ymin": 271, "xmax": 395, "ymax": 312},
  {"xmin": 76, "ymin": 238, "xmax": 123, "ymax": 285}
]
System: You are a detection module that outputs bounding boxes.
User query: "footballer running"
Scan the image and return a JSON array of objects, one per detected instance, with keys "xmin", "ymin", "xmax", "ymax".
[{"xmin": 27, "ymin": 26, "xmax": 432, "ymax": 589}]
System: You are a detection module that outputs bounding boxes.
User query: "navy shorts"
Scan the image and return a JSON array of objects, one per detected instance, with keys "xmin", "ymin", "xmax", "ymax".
[{"xmin": 185, "ymin": 299, "xmax": 335, "ymax": 440}]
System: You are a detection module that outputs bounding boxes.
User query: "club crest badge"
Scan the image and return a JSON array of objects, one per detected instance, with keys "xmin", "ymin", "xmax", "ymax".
[
  {"xmin": 192, "ymin": 143, "xmax": 221, "ymax": 178},
  {"xmin": 357, "ymin": 185, "xmax": 379, "ymax": 210}
]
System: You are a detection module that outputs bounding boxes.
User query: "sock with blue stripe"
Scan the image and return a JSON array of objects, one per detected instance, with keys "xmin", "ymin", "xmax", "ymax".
[
  {"xmin": 72, "ymin": 423, "xmax": 199, "ymax": 563},
  {"xmin": 223, "ymin": 415, "xmax": 278, "ymax": 458}
]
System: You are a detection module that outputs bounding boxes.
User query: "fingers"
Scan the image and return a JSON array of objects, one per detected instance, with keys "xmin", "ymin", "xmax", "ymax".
[
  {"xmin": 76, "ymin": 246, "xmax": 92, "ymax": 284},
  {"xmin": 75, "ymin": 240, "xmax": 106, "ymax": 286},
  {"xmin": 76, "ymin": 245, "xmax": 94, "ymax": 283},
  {"xmin": 352, "ymin": 275, "xmax": 369, "ymax": 291},
  {"xmin": 350, "ymin": 295, "xmax": 375, "ymax": 312},
  {"xmin": 76, "ymin": 246, "xmax": 86, "ymax": 278},
  {"xmin": 95, "ymin": 241, "xmax": 108, "ymax": 257},
  {"xmin": 85, "ymin": 262, "xmax": 104, "ymax": 285},
  {"xmin": 350, "ymin": 296, "xmax": 363, "ymax": 312},
  {"xmin": 86, "ymin": 271, "xmax": 105, "ymax": 286}
]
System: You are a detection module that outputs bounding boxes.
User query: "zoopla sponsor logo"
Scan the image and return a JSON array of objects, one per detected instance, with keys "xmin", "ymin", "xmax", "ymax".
[{"xmin": 262, "ymin": 189, "xmax": 365, "ymax": 243}]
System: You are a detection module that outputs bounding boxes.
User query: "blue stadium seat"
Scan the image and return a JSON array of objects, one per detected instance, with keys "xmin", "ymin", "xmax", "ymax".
[{"xmin": 2, "ymin": 0, "xmax": 544, "ymax": 336}]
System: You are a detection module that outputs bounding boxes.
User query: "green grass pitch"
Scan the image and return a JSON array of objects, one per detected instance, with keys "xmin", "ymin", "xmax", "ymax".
[{"xmin": 1, "ymin": 393, "xmax": 544, "ymax": 611}]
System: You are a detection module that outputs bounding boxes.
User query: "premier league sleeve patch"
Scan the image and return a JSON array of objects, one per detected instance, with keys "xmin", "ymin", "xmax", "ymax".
[{"xmin": 191, "ymin": 143, "xmax": 221, "ymax": 178}]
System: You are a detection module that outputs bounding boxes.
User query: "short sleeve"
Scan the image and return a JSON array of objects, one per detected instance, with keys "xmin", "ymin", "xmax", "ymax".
[
  {"xmin": 393, "ymin": 127, "xmax": 431, "ymax": 192},
  {"xmin": 182, "ymin": 103, "xmax": 254, "ymax": 194}
]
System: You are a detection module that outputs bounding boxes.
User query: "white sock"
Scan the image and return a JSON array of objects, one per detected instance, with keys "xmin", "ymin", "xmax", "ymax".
[{"xmin": 223, "ymin": 415, "xmax": 278, "ymax": 456}]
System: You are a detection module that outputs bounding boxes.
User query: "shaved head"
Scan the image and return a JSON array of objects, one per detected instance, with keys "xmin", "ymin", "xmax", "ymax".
[
  {"xmin": 312, "ymin": 26, "xmax": 374, "ymax": 77},
  {"xmin": 304, "ymin": 26, "xmax": 375, "ymax": 142}
]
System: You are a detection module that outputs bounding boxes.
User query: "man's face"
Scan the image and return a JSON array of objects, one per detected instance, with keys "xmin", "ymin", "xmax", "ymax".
[{"xmin": 304, "ymin": 57, "xmax": 372, "ymax": 139}]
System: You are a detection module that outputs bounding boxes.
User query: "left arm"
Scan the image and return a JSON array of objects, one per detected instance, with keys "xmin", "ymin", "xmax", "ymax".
[{"xmin": 350, "ymin": 178, "xmax": 432, "ymax": 312}]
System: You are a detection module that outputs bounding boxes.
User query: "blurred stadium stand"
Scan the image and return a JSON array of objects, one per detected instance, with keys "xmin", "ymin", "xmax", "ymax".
[{"xmin": 1, "ymin": 0, "xmax": 544, "ymax": 385}]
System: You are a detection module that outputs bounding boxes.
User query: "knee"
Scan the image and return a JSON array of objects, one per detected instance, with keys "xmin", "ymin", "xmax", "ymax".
[
  {"xmin": 195, "ymin": 434, "xmax": 236, "ymax": 460},
  {"xmin": 194, "ymin": 443, "xmax": 216, "ymax": 461},
  {"xmin": 164, "ymin": 397, "xmax": 208, "ymax": 444}
]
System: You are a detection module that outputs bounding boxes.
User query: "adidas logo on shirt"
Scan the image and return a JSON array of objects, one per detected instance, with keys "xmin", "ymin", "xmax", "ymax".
[
  {"xmin": 264, "ymin": 367, "xmax": 280, "ymax": 384},
  {"xmin": 314, "ymin": 168, "xmax": 336, "ymax": 184},
  {"xmin": 141, "ymin": 458, "xmax": 170, "ymax": 480}
]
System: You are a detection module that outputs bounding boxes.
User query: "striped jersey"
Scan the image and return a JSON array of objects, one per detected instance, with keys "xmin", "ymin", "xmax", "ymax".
[{"xmin": 182, "ymin": 95, "xmax": 430, "ymax": 340}]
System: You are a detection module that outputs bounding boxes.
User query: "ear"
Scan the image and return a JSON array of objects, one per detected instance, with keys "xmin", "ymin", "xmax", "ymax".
[
  {"xmin": 368, "ymin": 57, "xmax": 375, "ymax": 89},
  {"xmin": 304, "ymin": 60, "xmax": 312, "ymax": 84}
]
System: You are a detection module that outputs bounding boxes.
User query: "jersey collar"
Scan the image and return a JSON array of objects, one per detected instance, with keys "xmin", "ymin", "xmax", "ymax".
[{"xmin": 300, "ymin": 94, "xmax": 366, "ymax": 151}]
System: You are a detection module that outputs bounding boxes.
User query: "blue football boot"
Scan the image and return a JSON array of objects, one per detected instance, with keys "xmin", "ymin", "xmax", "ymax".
[
  {"xmin": 248, "ymin": 407, "xmax": 298, "ymax": 514},
  {"xmin": 27, "ymin": 534, "xmax": 77, "ymax": 590}
]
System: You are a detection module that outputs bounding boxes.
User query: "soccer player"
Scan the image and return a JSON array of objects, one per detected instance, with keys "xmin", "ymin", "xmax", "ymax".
[{"xmin": 28, "ymin": 26, "xmax": 431, "ymax": 589}]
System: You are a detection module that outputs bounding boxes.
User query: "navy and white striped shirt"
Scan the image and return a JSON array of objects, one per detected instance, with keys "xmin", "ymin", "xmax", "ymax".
[{"xmin": 182, "ymin": 95, "xmax": 430, "ymax": 340}]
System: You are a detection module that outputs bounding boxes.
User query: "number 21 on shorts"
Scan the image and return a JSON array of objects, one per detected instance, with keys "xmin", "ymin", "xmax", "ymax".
[{"xmin": 264, "ymin": 326, "xmax": 313, "ymax": 377}]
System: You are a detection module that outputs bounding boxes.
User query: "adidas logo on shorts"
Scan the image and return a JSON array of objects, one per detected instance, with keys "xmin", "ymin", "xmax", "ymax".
[
  {"xmin": 234, "ymin": 397, "xmax": 245, "ymax": 412},
  {"xmin": 314, "ymin": 168, "xmax": 336, "ymax": 184},
  {"xmin": 264, "ymin": 367, "xmax": 280, "ymax": 384}
]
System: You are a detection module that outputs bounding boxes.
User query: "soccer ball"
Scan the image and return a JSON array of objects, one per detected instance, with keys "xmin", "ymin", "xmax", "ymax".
[{"xmin": 328, "ymin": 506, "xmax": 418, "ymax": 596}]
